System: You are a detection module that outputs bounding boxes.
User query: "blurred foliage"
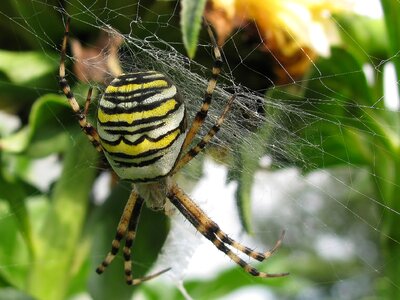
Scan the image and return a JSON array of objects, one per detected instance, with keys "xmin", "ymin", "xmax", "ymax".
[
  {"xmin": 180, "ymin": 0, "xmax": 207, "ymax": 58},
  {"xmin": 0, "ymin": 0, "xmax": 399, "ymax": 300}
]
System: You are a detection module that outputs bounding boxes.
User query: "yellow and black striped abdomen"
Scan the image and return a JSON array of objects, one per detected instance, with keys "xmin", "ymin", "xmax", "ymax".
[{"xmin": 97, "ymin": 71, "xmax": 187, "ymax": 182}]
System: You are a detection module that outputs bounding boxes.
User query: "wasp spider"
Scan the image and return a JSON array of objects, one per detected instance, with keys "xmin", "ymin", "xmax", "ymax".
[{"xmin": 59, "ymin": 17, "xmax": 288, "ymax": 285}]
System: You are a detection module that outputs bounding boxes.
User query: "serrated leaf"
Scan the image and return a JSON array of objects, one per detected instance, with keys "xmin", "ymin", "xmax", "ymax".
[{"xmin": 180, "ymin": 0, "xmax": 207, "ymax": 58}]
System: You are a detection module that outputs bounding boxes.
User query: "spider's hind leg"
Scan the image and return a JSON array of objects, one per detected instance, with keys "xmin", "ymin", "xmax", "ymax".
[
  {"xmin": 96, "ymin": 190, "xmax": 139, "ymax": 274},
  {"xmin": 122, "ymin": 195, "xmax": 170, "ymax": 285},
  {"xmin": 167, "ymin": 184, "xmax": 289, "ymax": 278},
  {"xmin": 96, "ymin": 189, "xmax": 170, "ymax": 285}
]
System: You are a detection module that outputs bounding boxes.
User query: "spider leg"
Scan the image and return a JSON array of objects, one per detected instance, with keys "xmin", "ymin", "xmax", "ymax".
[
  {"xmin": 216, "ymin": 229, "xmax": 286, "ymax": 262},
  {"xmin": 122, "ymin": 196, "xmax": 171, "ymax": 285},
  {"xmin": 167, "ymin": 184, "xmax": 289, "ymax": 278},
  {"xmin": 96, "ymin": 189, "xmax": 138, "ymax": 274},
  {"xmin": 59, "ymin": 17, "xmax": 103, "ymax": 152},
  {"xmin": 122, "ymin": 195, "xmax": 144, "ymax": 283},
  {"xmin": 172, "ymin": 94, "xmax": 235, "ymax": 173},
  {"xmin": 96, "ymin": 190, "xmax": 170, "ymax": 284},
  {"xmin": 168, "ymin": 183, "xmax": 282, "ymax": 262},
  {"xmin": 181, "ymin": 19, "xmax": 223, "ymax": 151}
]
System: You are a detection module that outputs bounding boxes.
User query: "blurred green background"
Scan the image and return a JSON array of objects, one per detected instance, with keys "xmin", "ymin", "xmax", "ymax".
[{"xmin": 0, "ymin": 0, "xmax": 400, "ymax": 299}]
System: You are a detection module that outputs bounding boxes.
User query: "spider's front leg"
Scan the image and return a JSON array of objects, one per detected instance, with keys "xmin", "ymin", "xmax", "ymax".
[
  {"xmin": 59, "ymin": 17, "xmax": 103, "ymax": 152},
  {"xmin": 180, "ymin": 18, "xmax": 223, "ymax": 152},
  {"xmin": 172, "ymin": 94, "xmax": 235, "ymax": 173}
]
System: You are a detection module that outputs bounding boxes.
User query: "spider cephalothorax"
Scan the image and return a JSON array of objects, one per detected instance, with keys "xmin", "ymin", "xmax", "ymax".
[{"xmin": 59, "ymin": 16, "xmax": 287, "ymax": 285}]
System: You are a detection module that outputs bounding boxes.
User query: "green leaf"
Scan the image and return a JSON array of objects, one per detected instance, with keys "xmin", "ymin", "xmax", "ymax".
[
  {"xmin": 293, "ymin": 47, "xmax": 378, "ymax": 170},
  {"xmin": 228, "ymin": 109, "xmax": 280, "ymax": 233},
  {"xmin": 336, "ymin": 14, "xmax": 387, "ymax": 64},
  {"xmin": 228, "ymin": 141, "xmax": 261, "ymax": 234},
  {"xmin": 0, "ymin": 288, "xmax": 35, "ymax": 300},
  {"xmin": 0, "ymin": 1, "xmax": 62, "ymax": 50},
  {"xmin": 307, "ymin": 47, "xmax": 373, "ymax": 107},
  {"xmin": 0, "ymin": 200, "xmax": 31, "ymax": 289},
  {"xmin": 381, "ymin": 0, "xmax": 400, "ymax": 79},
  {"xmin": 26, "ymin": 133, "xmax": 98, "ymax": 300},
  {"xmin": 0, "ymin": 51, "xmax": 56, "ymax": 84},
  {"xmin": 172, "ymin": 255, "xmax": 288, "ymax": 300},
  {"xmin": 0, "ymin": 50, "xmax": 58, "ymax": 112},
  {"xmin": 0, "ymin": 94, "xmax": 76, "ymax": 157},
  {"xmin": 0, "ymin": 175, "xmax": 35, "ymax": 258},
  {"xmin": 180, "ymin": 0, "xmax": 207, "ymax": 58}
]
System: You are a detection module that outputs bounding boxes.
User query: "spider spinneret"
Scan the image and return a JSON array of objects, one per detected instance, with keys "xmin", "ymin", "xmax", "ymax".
[{"xmin": 59, "ymin": 16, "xmax": 288, "ymax": 285}]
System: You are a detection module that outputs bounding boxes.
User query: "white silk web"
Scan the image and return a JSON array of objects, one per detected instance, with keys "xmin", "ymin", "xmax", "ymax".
[{"xmin": 0, "ymin": 1, "xmax": 398, "ymax": 299}]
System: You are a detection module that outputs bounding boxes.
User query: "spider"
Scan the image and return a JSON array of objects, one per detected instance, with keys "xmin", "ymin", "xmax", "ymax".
[{"xmin": 58, "ymin": 16, "xmax": 288, "ymax": 285}]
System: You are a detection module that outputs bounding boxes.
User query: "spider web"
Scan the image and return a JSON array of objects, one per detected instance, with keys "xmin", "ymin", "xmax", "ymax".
[{"xmin": 0, "ymin": 0, "xmax": 398, "ymax": 299}]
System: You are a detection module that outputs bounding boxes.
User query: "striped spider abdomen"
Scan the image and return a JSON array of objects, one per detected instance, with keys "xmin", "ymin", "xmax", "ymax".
[{"xmin": 97, "ymin": 71, "xmax": 187, "ymax": 182}]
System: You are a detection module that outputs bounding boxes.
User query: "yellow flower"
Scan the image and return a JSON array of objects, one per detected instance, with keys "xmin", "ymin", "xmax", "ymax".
[
  {"xmin": 208, "ymin": 0, "xmax": 353, "ymax": 56},
  {"xmin": 206, "ymin": 0, "xmax": 355, "ymax": 82}
]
